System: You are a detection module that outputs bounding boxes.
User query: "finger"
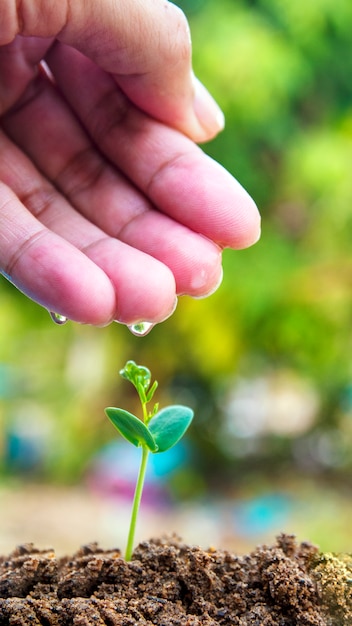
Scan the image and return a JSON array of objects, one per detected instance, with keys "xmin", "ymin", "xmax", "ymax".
[
  {"xmin": 0, "ymin": 182, "xmax": 116, "ymax": 325},
  {"xmin": 47, "ymin": 44, "xmax": 261, "ymax": 249},
  {"xmin": 0, "ymin": 132, "xmax": 177, "ymax": 325},
  {"xmin": 3, "ymin": 70, "xmax": 223, "ymax": 298},
  {"xmin": 1, "ymin": 0, "xmax": 224, "ymax": 141}
]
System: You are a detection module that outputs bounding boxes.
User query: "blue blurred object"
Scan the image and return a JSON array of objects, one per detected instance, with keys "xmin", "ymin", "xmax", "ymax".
[
  {"xmin": 87, "ymin": 440, "xmax": 191, "ymax": 506},
  {"xmin": 3, "ymin": 400, "xmax": 53, "ymax": 473},
  {"xmin": 231, "ymin": 493, "xmax": 292, "ymax": 537},
  {"xmin": 5, "ymin": 431, "xmax": 43, "ymax": 471}
]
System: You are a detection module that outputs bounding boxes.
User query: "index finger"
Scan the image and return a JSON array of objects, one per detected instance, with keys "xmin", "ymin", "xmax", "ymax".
[{"xmin": 1, "ymin": 0, "xmax": 224, "ymax": 141}]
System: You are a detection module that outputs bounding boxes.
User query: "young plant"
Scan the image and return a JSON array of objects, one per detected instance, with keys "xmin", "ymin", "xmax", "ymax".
[{"xmin": 105, "ymin": 360, "xmax": 194, "ymax": 561}]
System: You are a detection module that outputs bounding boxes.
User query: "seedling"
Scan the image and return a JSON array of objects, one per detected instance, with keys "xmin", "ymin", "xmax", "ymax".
[{"xmin": 105, "ymin": 360, "xmax": 194, "ymax": 561}]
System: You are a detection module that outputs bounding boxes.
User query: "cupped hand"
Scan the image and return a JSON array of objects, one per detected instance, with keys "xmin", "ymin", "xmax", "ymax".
[{"xmin": 0, "ymin": 0, "xmax": 260, "ymax": 327}]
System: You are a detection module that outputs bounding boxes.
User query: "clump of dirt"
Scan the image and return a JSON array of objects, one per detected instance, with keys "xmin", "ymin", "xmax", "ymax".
[
  {"xmin": 0, "ymin": 534, "xmax": 350, "ymax": 625},
  {"xmin": 312, "ymin": 551, "xmax": 352, "ymax": 623}
]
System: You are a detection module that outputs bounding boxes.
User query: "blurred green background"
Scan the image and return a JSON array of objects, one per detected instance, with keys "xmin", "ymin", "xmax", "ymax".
[{"xmin": 1, "ymin": 0, "xmax": 352, "ymax": 554}]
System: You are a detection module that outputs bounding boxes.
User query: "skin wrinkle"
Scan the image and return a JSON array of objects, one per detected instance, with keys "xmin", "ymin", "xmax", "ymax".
[
  {"xmin": 116, "ymin": 208, "xmax": 154, "ymax": 244},
  {"xmin": 59, "ymin": 0, "xmax": 72, "ymax": 41},
  {"xmin": 52, "ymin": 140, "xmax": 151, "ymax": 240},
  {"xmin": 144, "ymin": 148, "xmax": 194, "ymax": 206},
  {"xmin": 0, "ymin": 133, "xmax": 56, "ymax": 218},
  {"xmin": 102, "ymin": 196, "xmax": 149, "ymax": 242},
  {"xmin": 0, "ymin": 183, "xmax": 35, "ymax": 245},
  {"xmin": 79, "ymin": 233, "xmax": 112, "ymax": 259},
  {"xmin": 66, "ymin": 171, "xmax": 150, "ymax": 243},
  {"xmin": 2, "ymin": 66, "xmax": 45, "ymax": 118},
  {"xmin": 2, "ymin": 1, "xmax": 68, "ymax": 44},
  {"xmin": 0, "ymin": 194, "xmax": 17, "ymax": 248},
  {"xmin": 21, "ymin": 0, "xmax": 70, "ymax": 38},
  {"xmin": 0, "ymin": 132, "xmax": 60, "ymax": 228},
  {"xmin": 18, "ymin": 184, "xmax": 57, "ymax": 223},
  {"xmin": 83, "ymin": 79, "xmax": 131, "ymax": 150},
  {"xmin": 2, "ymin": 0, "xmax": 23, "ymax": 42},
  {"xmin": 54, "ymin": 145, "xmax": 107, "ymax": 202},
  {"xmin": 2, "ymin": 222, "xmax": 47, "ymax": 279}
]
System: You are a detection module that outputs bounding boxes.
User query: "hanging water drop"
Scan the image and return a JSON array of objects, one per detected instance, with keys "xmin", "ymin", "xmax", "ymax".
[
  {"xmin": 49, "ymin": 311, "xmax": 68, "ymax": 325},
  {"xmin": 127, "ymin": 321, "xmax": 154, "ymax": 337}
]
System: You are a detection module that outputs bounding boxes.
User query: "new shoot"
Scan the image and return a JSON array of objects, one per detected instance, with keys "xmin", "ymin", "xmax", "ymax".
[{"xmin": 105, "ymin": 360, "xmax": 194, "ymax": 561}]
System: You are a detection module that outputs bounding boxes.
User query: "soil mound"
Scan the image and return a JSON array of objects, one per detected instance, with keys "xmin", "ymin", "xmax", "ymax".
[{"xmin": 0, "ymin": 534, "xmax": 350, "ymax": 625}]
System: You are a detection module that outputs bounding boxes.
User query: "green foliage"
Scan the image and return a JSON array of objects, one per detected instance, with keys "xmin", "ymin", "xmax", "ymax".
[{"xmin": 105, "ymin": 361, "xmax": 194, "ymax": 559}]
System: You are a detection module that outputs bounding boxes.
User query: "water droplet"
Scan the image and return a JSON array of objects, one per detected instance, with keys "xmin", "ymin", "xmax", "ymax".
[
  {"xmin": 127, "ymin": 321, "xmax": 154, "ymax": 336},
  {"xmin": 49, "ymin": 311, "xmax": 68, "ymax": 325}
]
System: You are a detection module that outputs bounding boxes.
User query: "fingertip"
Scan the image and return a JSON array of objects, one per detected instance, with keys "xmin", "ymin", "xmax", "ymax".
[
  {"xmin": 116, "ymin": 296, "xmax": 179, "ymax": 334},
  {"xmin": 190, "ymin": 265, "xmax": 224, "ymax": 300},
  {"xmin": 40, "ymin": 275, "xmax": 116, "ymax": 327},
  {"xmin": 112, "ymin": 260, "xmax": 177, "ymax": 327},
  {"xmin": 200, "ymin": 159, "xmax": 262, "ymax": 250},
  {"xmin": 183, "ymin": 244, "xmax": 223, "ymax": 298},
  {"xmin": 231, "ymin": 191, "xmax": 261, "ymax": 249},
  {"xmin": 10, "ymin": 243, "xmax": 117, "ymax": 327}
]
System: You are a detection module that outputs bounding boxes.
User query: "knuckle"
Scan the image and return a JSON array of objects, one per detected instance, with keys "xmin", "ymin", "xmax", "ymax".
[
  {"xmin": 0, "ymin": 0, "xmax": 70, "ymax": 42},
  {"xmin": 55, "ymin": 147, "xmax": 104, "ymax": 200},
  {"xmin": 21, "ymin": 184, "xmax": 57, "ymax": 220}
]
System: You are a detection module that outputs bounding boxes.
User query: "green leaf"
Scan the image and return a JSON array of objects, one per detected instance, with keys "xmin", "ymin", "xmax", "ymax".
[
  {"xmin": 148, "ymin": 405, "xmax": 194, "ymax": 452},
  {"xmin": 146, "ymin": 380, "xmax": 158, "ymax": 402},
  {"xmin": 105, "ymin": 407, "xmax": 158, "ymax": 452}
]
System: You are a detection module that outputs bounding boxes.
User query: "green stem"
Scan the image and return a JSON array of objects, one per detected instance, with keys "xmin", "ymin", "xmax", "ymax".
[
  {"xmin": 142, "ymin": 401, "xmax": 148, "ymax": 424},
  {"xmin": 125, "ymin": 445, "xmax": 149, "ymax": 561}
]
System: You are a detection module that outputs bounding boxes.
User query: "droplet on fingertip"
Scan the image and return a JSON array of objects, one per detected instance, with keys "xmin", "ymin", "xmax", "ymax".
[
  {"xmin": 49, "ymin": 311, "xmax": 68, "ymax": 325},
  {"xmin": 127, "ymin": 321, "xmax": 155, "ymax": 337}
]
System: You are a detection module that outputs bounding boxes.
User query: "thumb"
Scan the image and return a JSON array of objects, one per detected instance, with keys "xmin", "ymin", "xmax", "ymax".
[{"xmin": 1, "ymin": 0, "xmax": 224, "ymax": 142}]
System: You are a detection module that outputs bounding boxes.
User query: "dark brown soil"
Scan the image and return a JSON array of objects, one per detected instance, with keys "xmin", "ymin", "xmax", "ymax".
[{"xmin": 0, "ymin": 534, "xmax": 351, "ymax": 625}]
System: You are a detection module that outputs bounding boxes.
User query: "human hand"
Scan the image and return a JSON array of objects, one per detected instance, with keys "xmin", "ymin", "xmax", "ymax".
[{"xmin": 0, "ymin": 0, "xmax": 260, "ymax": 327}]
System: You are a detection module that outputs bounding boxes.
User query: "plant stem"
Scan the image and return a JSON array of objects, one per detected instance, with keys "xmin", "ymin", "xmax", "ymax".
[{"xmin": 125, "ymin": 445, "xmax": 149, "ymax": 561}]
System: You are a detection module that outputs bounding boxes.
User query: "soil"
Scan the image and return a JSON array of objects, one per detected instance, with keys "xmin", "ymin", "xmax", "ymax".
[{"xmin": 0, "ymin": 534, "xmax": 351, "ymax": 625}]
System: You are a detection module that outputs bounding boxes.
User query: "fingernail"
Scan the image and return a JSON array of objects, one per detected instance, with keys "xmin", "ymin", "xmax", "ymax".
[{"xmin": 192, "ymin": 74, "xmax": 225, "ymax": 138}]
